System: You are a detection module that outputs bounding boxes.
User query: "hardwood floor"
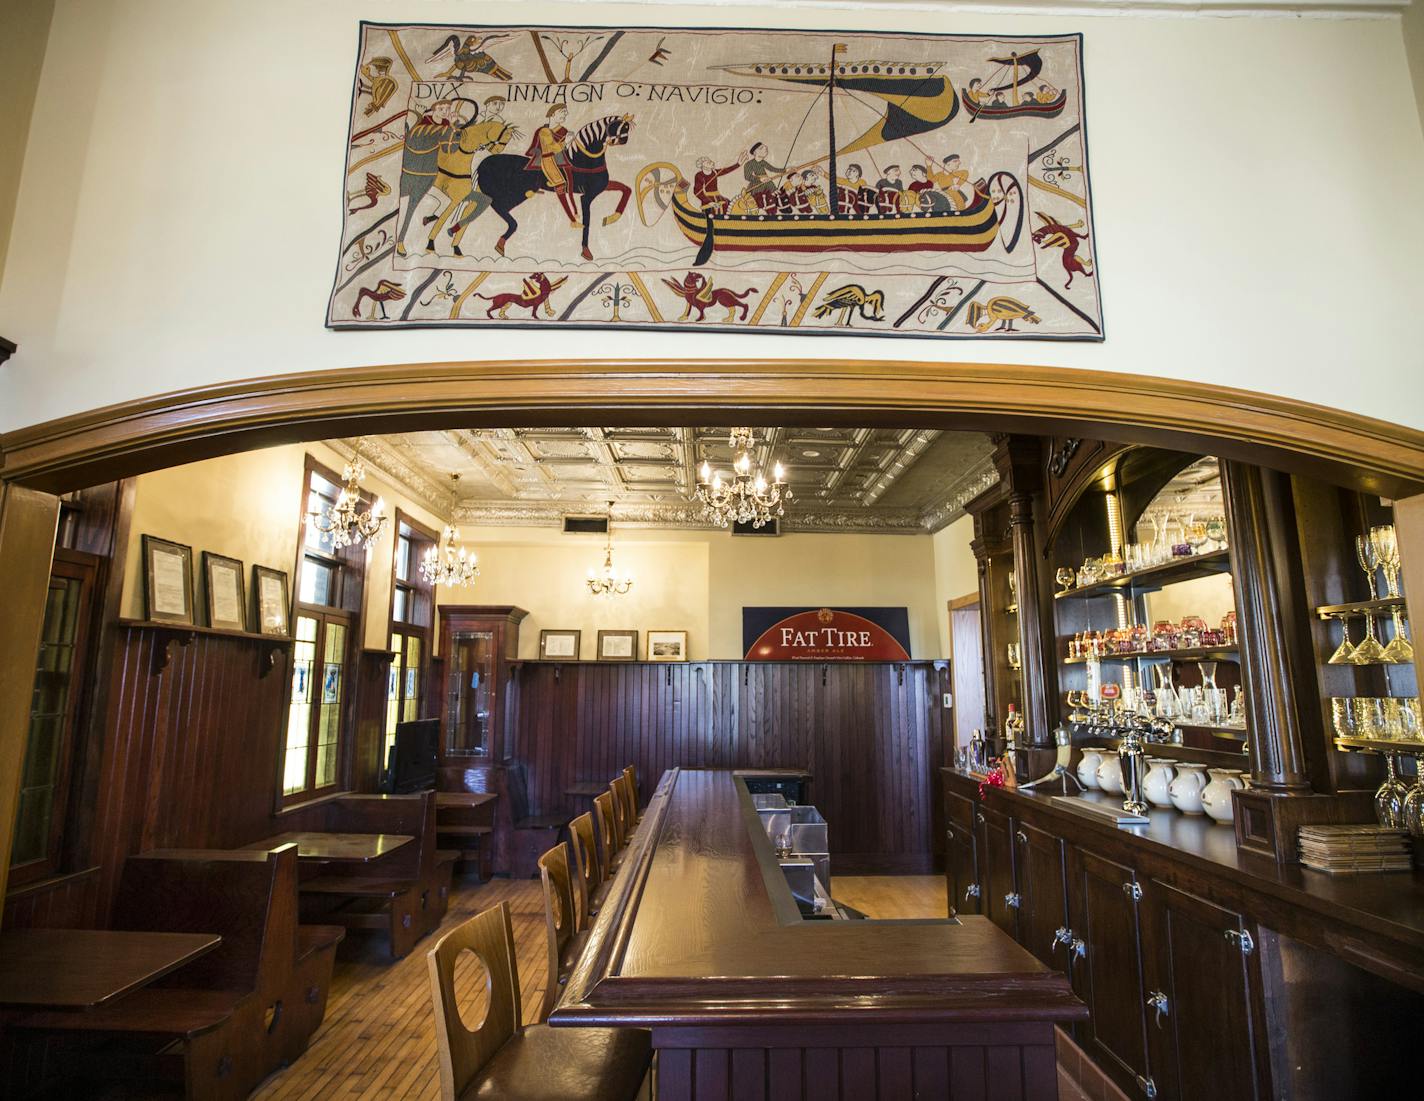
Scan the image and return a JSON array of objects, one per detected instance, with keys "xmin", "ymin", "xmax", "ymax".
[{"xmin": 252, "ymin": 873, "xmax": 951, "ymax": 1099}]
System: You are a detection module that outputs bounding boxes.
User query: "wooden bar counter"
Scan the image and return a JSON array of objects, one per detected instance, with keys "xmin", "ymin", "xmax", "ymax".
[{"xmin": 551, "ymin": 768, "xmax": 1085, "ymax": 1100}]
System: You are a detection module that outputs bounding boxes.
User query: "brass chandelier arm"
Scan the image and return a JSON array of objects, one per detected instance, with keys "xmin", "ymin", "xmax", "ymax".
[{"xmin": 695, "ymin": 427, "xmax": 791, "ymax": 529}]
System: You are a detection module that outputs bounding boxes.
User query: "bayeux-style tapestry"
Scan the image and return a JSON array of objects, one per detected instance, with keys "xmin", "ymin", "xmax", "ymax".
[{"xmin": 328, "ymin": 23, "xmax": 1102, "ymax": 340}]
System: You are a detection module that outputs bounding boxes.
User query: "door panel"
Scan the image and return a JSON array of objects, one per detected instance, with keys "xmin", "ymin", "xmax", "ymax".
[
  {"xmin": 1068, "ymin": 849, "xmax": 1150, "ymax": 1092},
  {"xmin": 1014, "ymin": 819, "xmax": 1068, "ymax": 969},
  {"xmin": 978, "ymin": 804, "xmax": 1017, "ymax": 937},
  {"xmin": 944, "ymin": 790, "xmax": 978, "ymax": 916},
  {"xmin": 1143, "ymin": 880, "xmax": 1263, "ymax": 1101},
  {"xmin": 949, "ymin": 599, "xmax": 986, "ymax": 753}
]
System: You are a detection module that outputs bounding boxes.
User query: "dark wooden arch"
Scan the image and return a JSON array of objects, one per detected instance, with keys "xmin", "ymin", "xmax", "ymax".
[{"xmin": 1, "ymin": 359, "xmax": 1421, "ymax": 498}]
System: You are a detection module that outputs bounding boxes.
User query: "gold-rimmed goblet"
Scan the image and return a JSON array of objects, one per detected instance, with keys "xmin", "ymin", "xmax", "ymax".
[
  {"xmin": 1369, "ymin": 524, "xmax": 1400, "ymax": 598},
  {"xmin": 1382, "ymin": 609, "xmax": 1414, "ymax": 664},
  {"xmin": 1055, "ymin": 566, "xmax": 1075, "ymax": 594},
  {"xmin": 1351, "ymin": 537, "xmax": 1387, "ymax": 663}
]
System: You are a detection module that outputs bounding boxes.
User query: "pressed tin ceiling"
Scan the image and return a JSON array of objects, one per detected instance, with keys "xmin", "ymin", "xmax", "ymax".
[{"xmin": 329, "ymin": 428, "xmax": 998, "ymax": 534}]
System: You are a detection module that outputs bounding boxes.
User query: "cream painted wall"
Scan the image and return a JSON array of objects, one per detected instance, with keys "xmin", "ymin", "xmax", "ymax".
[
  {"xmin": 1406, "ymin": 0, "xmax": 1424, "ymax": 137},
  {"xmin": 2, "ymin": 2, "xmax": 1423, "ymax": 434},
  {"xmin": 0, "ymin": 0, "xmax": 55, "ymax": 279},
  {"xmin": 932, "ymin": 514, "xmax": 979, "ymax": 658},
  {"xmin": 120, "ymin": 442, "xmax": 447, "ymax": 650},
  {"xmin": 436, "ymin": 524, "xmax": 942, "ymax": 659}
]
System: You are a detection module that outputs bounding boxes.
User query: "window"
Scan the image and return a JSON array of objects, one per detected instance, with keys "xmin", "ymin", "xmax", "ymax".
[
  {"xmin": 282, "ymin": 458, "xmax": 366, "ymax": 802},
  {"xmin": 384, "ymin": 513, "xmax": 435, "ymax": 768},
  {"xmin": 10, "ymin": 553, "xmax": 96, "ymax": 883}
]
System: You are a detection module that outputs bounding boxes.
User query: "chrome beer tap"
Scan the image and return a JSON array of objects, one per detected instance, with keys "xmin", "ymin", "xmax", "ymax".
[{"xmin": 1116, "ymin": 711, "xmax": 1173, "ymax": 817}]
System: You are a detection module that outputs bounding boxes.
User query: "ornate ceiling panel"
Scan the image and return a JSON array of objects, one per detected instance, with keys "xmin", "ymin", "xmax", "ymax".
[{"xmin": 330, "ymin": 427, "xmax": 997, "ymax": 534}]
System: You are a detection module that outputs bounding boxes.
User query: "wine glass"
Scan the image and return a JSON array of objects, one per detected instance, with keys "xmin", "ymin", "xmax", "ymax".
[
  {"xmin": 1326, "ymin": 617, "xmax": 1357, "ymax": 665},
  {"xmin": 1355, "ymin": 533, "xmax": 1379, "ymax": 600},
  {"xmin": 1205, "ymin": 515, "xmax": 1228, "ymax": 550},
  {"xmin": 1055, "ymin": 567, "xmax": 1075, "ymax": 594},
  {"xmin": 1375, "ymin": 754, "xmax": 1409, "ymax": 827},
  {"xmin": 1402, "ymin": 770, "xmax": 1424, "ymax": 841},
  {"xmin": 1186, "ymin": 517, "xmax": 1210, "ymax": 556},
  {"xmin": 1370, "ymin": 524, "xmax": 1401, "ymax": 598},
  {"xmin": 1351, "ymin": 613, "xmax": 1387, "ymax": 665}
]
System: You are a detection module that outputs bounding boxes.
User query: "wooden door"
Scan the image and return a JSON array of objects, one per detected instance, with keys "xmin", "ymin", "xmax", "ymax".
[
  {"xmin": 948, "ymin": 595, "xmax": 986, "ymax": 754},
  {"xmin": 943, "ymin": 786, "xmax": 979, "ymax": 916},
  {"xmin": 1013, "ymin": 819, "xmax": 1068, "ymax": 969},
  {"xmin": 1142, "ymin": 879, "xmax": 1265, "ymax": 1101},
  {"xmin": 977, "ymin": 803, "xmax": 1017, "ymax": 938},
  {"xmin": 1067, "ymin": 848, "xmax": 1151, "ymax": 1095}
]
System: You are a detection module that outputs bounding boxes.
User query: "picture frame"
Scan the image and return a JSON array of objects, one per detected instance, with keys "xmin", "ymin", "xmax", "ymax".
[
  {"xmin": 539, "ymin": 629, "xmax": 581, "ymax": 661},
  {"xmin": 647, "ymin": 630, "xmax": 689, "ymax": 662},
  {"xmin": 596, "ymin": 630, "xmax": 638, "ymax": 662},
  {"xmin": 141, "ymin": 535, "xmax": 195, "ymax": 625},
  {"xmin": 252, "ymin": 565, "xmax": 291, "ymax": 637},
  {"xmin": 202, "ymin": 552, "xmax": 247, "ymax": 631}
]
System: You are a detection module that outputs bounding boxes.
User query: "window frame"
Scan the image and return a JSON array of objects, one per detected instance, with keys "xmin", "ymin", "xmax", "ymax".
[
  {"xmin": 384, "ymin": 511, "xmax": 437, "ymax": 765},
  {"xmin": 279, "ymin": 454, "xmax": 369, "ymax": 806}
]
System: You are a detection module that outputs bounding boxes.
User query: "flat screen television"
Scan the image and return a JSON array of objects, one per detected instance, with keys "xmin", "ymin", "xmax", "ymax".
[{"xmin": 385, "ymin": 718, "xmax": 438, "ymax": 794}]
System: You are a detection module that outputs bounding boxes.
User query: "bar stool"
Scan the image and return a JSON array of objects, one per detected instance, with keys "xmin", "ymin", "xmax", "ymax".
[
  {"xmin": 593, "ymin": 791, "xmax": 624, "ymax": 876},
  {"xmin": 427, "ymin": 902, "xmax": 651, "ymax": 1100},
  {"xmin": 568, "ymin": 812, "xmax": 608, "ymax": 927},
  {"xmin": 536, "ymin": 843, "xmax": 588, "ymax": 1020}
]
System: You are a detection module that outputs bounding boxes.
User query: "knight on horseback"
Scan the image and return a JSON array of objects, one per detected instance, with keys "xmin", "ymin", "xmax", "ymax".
[{"xmin": 524, "ymin": 105, "xmax": 580, "ymax": 228}]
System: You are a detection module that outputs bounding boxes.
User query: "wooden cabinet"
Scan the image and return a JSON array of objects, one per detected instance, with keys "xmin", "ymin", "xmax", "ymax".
[
  {"xmin": 1014, "ymin": 819, "xmax": 1068, "ymax": 969},
  {"xmin": 944, "ymin": 788, "xmax": 978, "ymax": 916},
  {"xmin": 1066, "ymin": 848, "xmax": 1152, "ymax": 1095},
  {"xmin": 436, "ymin": 605, "xmax": 526, "ymax": 763},
  {"xmin": 977, "ymin": 803, "xmax": 1018, "ymax": 937},
  {"xmin": 1141, "ymin": 879, "xmax": 1266, "ymax": 1101}
]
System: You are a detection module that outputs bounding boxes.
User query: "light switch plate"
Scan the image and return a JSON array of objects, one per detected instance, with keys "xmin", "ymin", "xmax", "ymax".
[{"xmin": 943, "ymin": 693, "xmax": 953, "ymax": 708}]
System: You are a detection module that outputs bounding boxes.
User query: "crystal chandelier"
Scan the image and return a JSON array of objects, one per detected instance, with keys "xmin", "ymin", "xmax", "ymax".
[
  {"xmin": 420, "ymin": 476, "xmax": 479, "ymax": 587},
  {"xmin": 586, "ymin": 502, "xmax": 633, "ymax": 596},
  {"xmin": 307, "ymin": 450, "xmax": 388, "ymax": 550},
  {"xmin": 696, "ymin": 427, "xmax": 790, "ymax": 529}
]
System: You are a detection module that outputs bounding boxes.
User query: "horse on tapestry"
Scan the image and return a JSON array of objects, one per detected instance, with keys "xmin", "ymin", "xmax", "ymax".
[{"xmin": 475, "ymin": 114, "xmax": 635, "ymax": 261}]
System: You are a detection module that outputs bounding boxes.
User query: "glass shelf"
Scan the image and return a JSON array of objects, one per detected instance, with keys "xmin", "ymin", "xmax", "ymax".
[
  {"xmin": 1054, "ymin": 549, "xmax": 1232, "ymax": 601},
  {"xmin": 1064, "ymin": 645, "xmax": 1239, "ymax": 665},
  {"xmin": 1175, "ymin": 722, "xmax": 1249, "ymax": 740},
  {"xmin": 1334, "ymin": 735, "xmax": 1424, "ymax": 758}
]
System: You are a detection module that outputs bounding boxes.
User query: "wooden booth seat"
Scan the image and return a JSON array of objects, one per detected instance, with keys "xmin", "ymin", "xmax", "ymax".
[
  {"xmin": 9, "ymin": 845, "xmax": 342, "ymax": 1100},
  {"xmin": 289, "ymin": 792, "xmax": 449, "ymax": 959},
  {"xmin": 507, "ymin": 762, "xmax": 573, "ymax": 879},
  {"xmin": 427, "ymin": 901, "xmax": 651, "ymax": 1101}
]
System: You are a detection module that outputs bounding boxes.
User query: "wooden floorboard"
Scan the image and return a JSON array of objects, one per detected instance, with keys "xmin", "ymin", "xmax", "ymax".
[{"xmin": 252, "ymin": 873, "xmax": 947, "ymax": 1099}]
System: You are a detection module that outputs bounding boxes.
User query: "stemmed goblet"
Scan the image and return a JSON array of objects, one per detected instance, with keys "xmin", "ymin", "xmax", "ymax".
[
  {"xmin": 1055, "ymin": 566, "xmax": 1075, "ymax": 595},
  {"xmin": 1326, "ymin": 616, "xmax": 1357, "ymax": 665},
  {"xmin": 1351, "ymin": 536, "xmax": 1386, "ymax": 664},
  {"xmin": 1375, "ymin": 754, "xmax": 1409, "ymax": 827}
]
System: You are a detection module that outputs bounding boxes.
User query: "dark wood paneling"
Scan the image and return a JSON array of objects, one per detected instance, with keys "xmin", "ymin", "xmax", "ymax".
[
  {"xmin": 88, "ymin": 625, "xmax": 290, "ymax": 919},
  {"xmin": 511, "ymin": 661, "xmax": 948, "ymax": 872},
  {"xmin": 351, "ymin": 649, "xmax": 394, "ymax": 792},
  {"xmin": 2, "ymin": 868, "xmax": 99, "ymax": 929}
]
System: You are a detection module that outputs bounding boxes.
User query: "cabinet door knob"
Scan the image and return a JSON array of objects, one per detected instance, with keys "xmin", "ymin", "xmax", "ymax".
[
  {"xmin": 1136, "ymin": 1075, "xmax": 1159, "ymax": 1099},
  {"xmin": 976, "ymin": 812, "xmax": 986, "ymax": 825},
  {"xmin": 1016, "ymin": 829, "xmax": 1029, "ymax": 844},
  {"xmin": 1071, "ymin": 937, "xmax": 1086, "ymax": 960},
  {"xmin": 1146, "ymin": 990, "xmax": 1169, "ymax": 1028},
  {"xmin": 964, "ymin": 883, "xmax": 981, "ymax": 900},
  {"xmin": 946, "ymin": 827, "xmax": 955, "ymax": 842},
  {"xmin": 1224, "ymin": 928, "xmax": 1255, "ymax": 955},
  {"xmin": 1122, "ymin": 881, "xmax": 1143, "ymax": 902},
  {"xmin": 1051, "ymin": 926, "xmax": 1073, "ymax": 953},
  {"xmin": 1005, "ymin": 892, "xmax": 1021, "ymax": 909}
]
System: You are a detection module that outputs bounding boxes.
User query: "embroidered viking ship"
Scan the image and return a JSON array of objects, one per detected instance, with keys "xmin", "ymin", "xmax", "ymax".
[
  {"xmin": 961, "ymin": 48, "xmax": 1067, "ymax": 122},
  {"xmin": 637, "ymin": 46, "xmax": 1020, "ymax": 264}
]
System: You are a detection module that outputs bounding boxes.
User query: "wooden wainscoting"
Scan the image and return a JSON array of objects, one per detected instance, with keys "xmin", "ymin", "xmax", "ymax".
[{"xmin": 512, "ymin": 660, "xmax": 950, "ymax": 873}]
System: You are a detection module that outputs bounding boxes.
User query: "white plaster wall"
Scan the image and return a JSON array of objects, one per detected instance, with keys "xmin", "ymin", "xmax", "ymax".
[
  {"xmin": 932, "ymin": 513, "xmax": 979, "ymax": 657},
  {"xmin": 3, "ymin": 1, "xmax": 1423, "ymax": 433}
]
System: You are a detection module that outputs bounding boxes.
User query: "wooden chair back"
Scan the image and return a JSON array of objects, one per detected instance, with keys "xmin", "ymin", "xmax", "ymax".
[
  {"xmin": 568, "ymin": 811, "xmax": 601, "ymax": 927},
  {"xmin": 609, "ymin": 776, "xmax": 632, "ymax": 844},
  {"xmin": 114, "ymin": 844, "xmax": 298, "ymax": 997},
  {"xmin": 620, "ymin": 765, "xmax": 639, "ymax": 822},
  {"xmin": 592, "ymin": 791, "xmax": 620, "ymax": 871},
  {"xmin": 427, "ymin": 901, "xmax": 522, "ymax": 1101},
  {"xmin": 537, "ymin": 842, "xmax": 578, "ymax": 1018}
]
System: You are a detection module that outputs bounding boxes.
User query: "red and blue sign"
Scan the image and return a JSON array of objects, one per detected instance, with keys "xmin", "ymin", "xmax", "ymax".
[{"xmin": 743, "ymin": 607, "xmax": 912, "ymax": 662}]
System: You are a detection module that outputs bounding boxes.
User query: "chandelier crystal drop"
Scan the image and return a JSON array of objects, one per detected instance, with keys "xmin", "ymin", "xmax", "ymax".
[
  {"xmin": 696, "ymin": 427, "xmax": 791, "ymax": 529},
  {"xmin": 586, "ymin": 502, "xmax": 633, "ymax": 596},
  {"xmin": 306, "ymin": 449, "xmax": 388, "ymax": 550},
  {"xmin": 420, "ymin": 478, "xmax": 480, "ymax": 587}
]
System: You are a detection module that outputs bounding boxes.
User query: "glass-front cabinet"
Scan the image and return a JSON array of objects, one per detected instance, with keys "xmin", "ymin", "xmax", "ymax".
[{"xmin": 437, "ymin": 606, "xmax": 527, "ymax": 761}]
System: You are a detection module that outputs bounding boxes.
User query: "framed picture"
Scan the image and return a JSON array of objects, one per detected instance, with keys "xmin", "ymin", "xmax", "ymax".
[
  {"xmin": 539, "ymin": 629, "xmax": 581, "ymax": 661},
  {"xmin": 596, "ymin": 630, "xmax": 638, "ymax": 662},
  {"xmin": 647, "ymin": 630, "xmax": 689, "ymax": 662},
  {"xmin": 202, "ymin": 552, "xmax": 247, "ymax": 631},
  {"xmin": 141, "ymin": 535, "xmax": 195, "ymax": 624},
  {"xmin": 252, "ymin": 565, "xmax": 291, "ymax": 637}
]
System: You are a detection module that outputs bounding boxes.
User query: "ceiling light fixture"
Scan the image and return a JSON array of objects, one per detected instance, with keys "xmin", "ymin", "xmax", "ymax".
[
  {"xmin": 586, "ymin": 501, "xmax": 633, "ymax": 596},
  {"xmin": 696, "ymin": 427, "xmax": 791, "ymax": 529},
  {"xmin": 420, "ymin": 475, "xmax": 480, "ymax": 587},
  {"xmin": 306, "ymin": 444, "xmax": 388, "ymax": 550}
]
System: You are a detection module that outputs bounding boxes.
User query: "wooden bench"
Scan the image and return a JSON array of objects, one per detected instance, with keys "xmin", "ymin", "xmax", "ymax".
[
  {"xmin": 293, "ymin": 792, "xmax": 446, "ymax": 958},
  {"xmin": 9, "ymin": 844, "xmax": 340, "ymax": 1099},
  {"xmin": 507, "ymin": 761, "xmax": 573, "ymax": 879},
  {"xmin": 434, "ymin": 791, "xmax": 497, "ymax": 881}
]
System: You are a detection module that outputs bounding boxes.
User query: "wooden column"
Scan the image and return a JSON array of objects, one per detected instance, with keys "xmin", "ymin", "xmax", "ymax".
[
  {"xmin": 1395, "ymin": 493, "xmax": 1424, "ymax": 697},
  {"xmin": 1221, "ymin": 461, "xmax": 1316, "ymax": 794},
  {"xmin": 0, "ymin": 483, "xmax": 61, "ymax": 910},
  {"xmin": 1009, "ymin": 490, "xmax": 1054, "ymax": 744}
]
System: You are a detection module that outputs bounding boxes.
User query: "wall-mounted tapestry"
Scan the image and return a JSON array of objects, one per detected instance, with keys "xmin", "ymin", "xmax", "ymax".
[{"xmin": 329, "ymin": 23, "xmax": 1101, "ymax": 340}]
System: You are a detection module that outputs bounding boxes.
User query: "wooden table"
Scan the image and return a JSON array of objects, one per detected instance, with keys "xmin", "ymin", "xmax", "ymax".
[
  {"xmin": 0, "ymin": 929, "xmax": 222, "ymax": 1010},
  {"xmin": 552, "ymin": 769, "xmax": 1084, "ymax": 1101},
  {"xmin": 244, "ymin": 831, "xmax": 412, "ymax": 862},
  {"xmin": 435, "ymin": 792, "xmax": 497, "ymax": 809}
]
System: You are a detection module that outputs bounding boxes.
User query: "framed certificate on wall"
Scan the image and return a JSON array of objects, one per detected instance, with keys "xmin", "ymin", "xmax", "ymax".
[
  {"xmin": 202, "ymin": 552, "xmax": 247, "ymax": 631},
  {"xmin": 597, "ymin": 630, "xmax": 638, "ymax": 662},
  {"xmin": 141, "ymin": 535, "xmax": 194, "ymax": 625}
]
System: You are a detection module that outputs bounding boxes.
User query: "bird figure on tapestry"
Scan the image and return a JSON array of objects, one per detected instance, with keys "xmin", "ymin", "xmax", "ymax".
[
  {"xmin": 428, "ymin": 34, "xmax": 513, "ymax": 80},
  {"xmin": 812, "ymin": 284, "xmax": 886, "ymax": 327},
  {"xmin": 353, "ymin": 280, "xmax": 406, "ymax": 320},
  {"xmin": 966, "ymin": 296, "xmax": 1040, "ymax": 333}
]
